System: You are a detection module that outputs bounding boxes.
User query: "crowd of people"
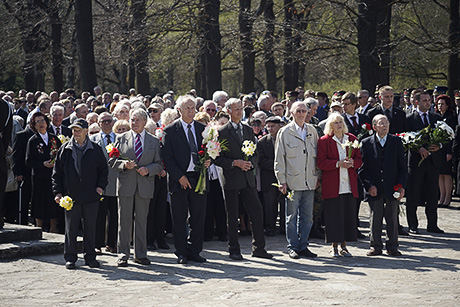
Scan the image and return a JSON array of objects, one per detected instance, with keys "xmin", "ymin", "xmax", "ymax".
[{"xmin": 0, "ymin": 83, "xmax": 457, "ymax": 269}]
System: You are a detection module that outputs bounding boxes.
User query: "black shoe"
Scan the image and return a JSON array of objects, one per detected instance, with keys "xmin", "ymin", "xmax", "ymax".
[
  {"xmin": 177, "ymin": 255, "xmax": 188, "ymax": 264},
  {"xmin": 288, "ymin": 249, "xmax": 300, "ymax": 259},
  {"xmin": 85, "ymin": 260, "xmax": 101, "ymax": 268},
  {"xmin": 65, "ymin": 261, "xmax": 76, "ymax": 270},
  {"xmin": 189, "ymin": 255, "xmax": 207, "ymax": 263},
  {"xmin": 117, "ymin": 258, "xmax": 128, "ymax": 267},
  {"xmin": 357, "ymin": 231, "xmax": 366, "ymax": 239},
  {"xmin": 264, "ymin": 229, "xmax": 276, "ymax": 237},
  {"xmin": 239, "ymin": 230, "xmax": 250, "ymax": 236},
  {"xmin": 398, "ymin": 226, "xmax": 409, "ymax": 236},
  {"xmin": 409, "ymin": 227, "xmax": 419, "ymax": 234},
  {"xmin": 156, "ymin": 241, "xmax": 170, "ymax": 250},
  {"xmin": 229, "ymin": 253, "xmax": 244, "ymax": 260},
  {"xmin": 218, "ymin": 235, "xmax": 228, "ymax": 242},
  {"xmin": 134, "ymin": 257, "xmax": 151, "ymax": 265},
  {"xmin": 252, "ymin": 250, "xmax": 273, "ymax": 259},
  {"xmin": 147, "ymin": 244, "xmax": 157, "ymax": 251},
  {"xmin": 299, "ymin": 248, "xmax": 317, "ymax": 258},
  {"xmin": 427, "ymin": 227, "xmax": 445, "ymax": 234}
]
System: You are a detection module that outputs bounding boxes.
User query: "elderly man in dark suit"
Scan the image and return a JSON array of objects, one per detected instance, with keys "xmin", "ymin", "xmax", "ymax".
[
  {"xmin": 110, "ymin": 109, "xmax": 163, "ymax": 267},
  {"xmin": 48, "ymin": 105, "xmax": 72, "ymax": 138},
  {"xmin": 90, "ymin": 112, "xmax": 118, "ymax": 254},
  {"xmin": 405, "ymin": 91, "xmax": 444, "ymax": 234},
  {"xmin": 359, "ymin": 114, "xmax": 407, "ymax": 256},
  {"xmin": 162, "ymin": 95, "xmax": 210, "ymax": 264},
  {"xmin": 0, "ymin": 98, "xmax": 13, "ymax": 229},
  {"xmin": 257, "ymin": 116, "xmax": 283, "ymax": 237},
  {"xmin": 215, "ymin": 98, "xmax": 273, "ymax": 261}
]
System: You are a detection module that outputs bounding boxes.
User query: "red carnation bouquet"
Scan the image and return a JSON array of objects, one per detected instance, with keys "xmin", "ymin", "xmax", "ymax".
[
  {"xmin": 356, "ymin": 122, "xmax": 373, "ymax": 141},
  {"xmin": 393, "ymin": 184, "xmax": 403, "ymax": 199}
]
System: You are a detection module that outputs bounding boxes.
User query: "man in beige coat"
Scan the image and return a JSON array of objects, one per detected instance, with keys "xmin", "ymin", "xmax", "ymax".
[
  {"xmin": 110, "ymin": 109, "xmax": 163, "ymax": 267},
  {"xmin": 274, "ymin": 101, "xmax": 319, "ymax": 259}
]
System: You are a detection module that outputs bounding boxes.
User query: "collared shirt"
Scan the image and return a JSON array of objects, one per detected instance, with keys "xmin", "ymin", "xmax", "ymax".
[
  {"xmin": 131, "ymin": 129, "xmax": 146, "ymax": 151},
  {"xmin": 39, "ymin": 131, "xmax": 49, "ymax": 146},
  {"xmin": 376, "ymin": 134, "xmax": 387, "ymax": 147},
  {"xmin": 294, "ymin": 121, "xmax": 307, "ymax": 141},
  {"xmin": 346, "ymin": 112, "xmax": 359, "ymax": 126},
  {"xmin": 102, "ymin": 131, "xmax": 115, "ymax": 146},
  {"xmin": 180, "ymin": 119, "xmax": 197, "ymax": 172},
  {"xmin": 332, "ymin": 134, "xmax": 352, "ymax": 194},
  {"xmin": 51, "ymin": 124, "xmax": 62, "ymax": 135},
  {"xmin": 417, "ymin": 110, "xmax": 430, "ymax": 125},
  {"xmin": 359, "ymin": 103, "xmax": 370, "ymax": 114}
]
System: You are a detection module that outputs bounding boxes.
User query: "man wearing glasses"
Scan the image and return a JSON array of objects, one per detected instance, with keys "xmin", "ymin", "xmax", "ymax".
[
  {"xmin": 148, "ymin": 103, "xmax": 164, "ymax": 127},
  {"xmin": 357, "ymin": 90, "xmax": 371, "ymax": 114},
  {"xmin": 203, "ymin": 100, "xmax": 217, "ymax": 119}
]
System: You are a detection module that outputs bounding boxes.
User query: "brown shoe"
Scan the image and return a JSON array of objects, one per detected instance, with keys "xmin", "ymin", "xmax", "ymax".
[
  {"xmin": 386, "ymin": 249, "xmax": 402, "ymax": 257},
  {"xmin": 366, "ymin": 248, "xmax": 383, "ymax": 256}
]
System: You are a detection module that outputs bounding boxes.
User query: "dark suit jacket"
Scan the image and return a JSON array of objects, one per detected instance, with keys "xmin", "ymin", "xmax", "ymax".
[
  {"xmin": 359, "ymin": 134, "xmax": 408, "ymax": 201},
  {"xmin": 342, "ymin": 113, "xmax": 372, "ymax": 140},
  {"xmin": 257, "ymin": 134, "xmax": 276, "ymax": 192},
  {"xmin": 405, "ymin": 111, "xmax": 443, "ymax": 169},
  {"xmin": 47, "ymin": 125, "xmax": 72, "ymax": 138},
  {"xmin": 25, "ymin": 133, "xmax": 61, "ymax": 179},
  {"xmin": 12, "ymin": 127, "xmax": 35, "ymax": 177},
  {"xmin": 316, "ymin": 105, "xmax": 329, "ymax": 122},
  {"xmin": 366, "ymin": 104, "xmax": 406, "ymax": 134},
  {"xmin": 162, "ymin": 119, "xmax": 206, "ymax": 193},
  {"xmin": 14, "ymin": 108, "xmax": 28, "ymax": 128},
  {"xmin": 214, "ymin": 121, "xmax": 258, "ymax": 190}
]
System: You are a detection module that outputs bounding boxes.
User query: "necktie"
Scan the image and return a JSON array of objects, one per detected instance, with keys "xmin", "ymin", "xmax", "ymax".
[
  {"xmin": 384, "ymin": 108, "xmax": 391, "ymax": 121},
  {"xmin": 56, "ymin": 126, "xmax": 60, "ymax": 136},
  {"xmin": 187, "ymin": 124, "xmax": 199, "ymax": 164},
  {"xmin": 135, "ymin": 133, "xmax": 143, "ymax": 161},
  {"xmin": 237, "ymin": 124, "xmax": 243, "ymax": 142},
  {"xmin": 350, "ymin": 116, "xmax": 358, "ymax": 130},
  {"xmin": 422, "ymin": 113, "xmax": 429, "ymax": 127},
  {"xmin": 106, "ymin": 133, "xmax": 111, "ymax": 144}
]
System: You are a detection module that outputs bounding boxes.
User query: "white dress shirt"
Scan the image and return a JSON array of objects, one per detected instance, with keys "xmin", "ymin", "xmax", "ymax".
[
  {"xmin": 180, "ymin": 119, "xmax": 197, "ymax": 172},
  {"xmin": 332, "ymin": 134, "xmax": 352, "ymax": 194}
]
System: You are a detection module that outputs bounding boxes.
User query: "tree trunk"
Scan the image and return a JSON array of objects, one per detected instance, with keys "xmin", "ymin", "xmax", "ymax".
[
  {"xmin": 74, "ymin": 0, "xmax": 97, "ymax": 92},
  {"xmin": 197, "ymin": 0, "xmax": 222, "ymax": 100},
  {"xmin": 131, "ymin": 0, "xmax": 150, "ymax": 95},
  {"xmin": 449, "ymin": 0, "xmax": 460, "ymax": 97},
  {"xmin": 357, "ymin": 0, "xmax": 391, "ymax": 92},
  {"xmin": 239, "ymin": 0, "xmax": 255, "ymax": 93},
  {"xmin": 283, "ymin": 0, "xmax": 295, "ymax": 92},
  {"xmin": 50, "ymin": 7, "xmax": 63, "ymax": 92},
  {"xmin": 264, "ymin": 0, "xmax": 277, "ymax": 91},
  {"xmin": 65, "ymin": 31, "xmax": 77, "ymax": 89}
]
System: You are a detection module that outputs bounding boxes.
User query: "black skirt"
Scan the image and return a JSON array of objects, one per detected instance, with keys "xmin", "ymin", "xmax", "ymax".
[
  {"xmin": 31, "ymin": 176, "xmax": 58, "ymax": 220},
  {"xmin": 323, "ymin": 193, "xmax": 357, "ymax": 243}
]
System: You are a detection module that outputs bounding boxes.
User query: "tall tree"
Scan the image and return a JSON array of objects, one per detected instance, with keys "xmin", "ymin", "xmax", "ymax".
[
  {"xmin": 74, "ymin": 0, "xmax": 97, "ymax": 92},
  {"xmin": 449, "ymin": 0, "xmax": 460, "ymax": 96},
  {"xmin": 131, "ymin": 0, "xmax": 150, "ymax": 95},
  {"xmin": 263, "ymin": 0, "xmax": 277, "ymax": 91},
  {"xmin": 197, "ymin": 0, "xmax": 222, "ymax": 100},
  {"xmin": 357, "ymin": 0, "xmax": 391, "ymax": 92}
]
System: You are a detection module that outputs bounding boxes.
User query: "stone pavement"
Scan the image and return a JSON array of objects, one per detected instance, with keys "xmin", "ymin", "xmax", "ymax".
[{"xmin": 1, "ymin": 202, "xmax": 460, "ymax": 306}]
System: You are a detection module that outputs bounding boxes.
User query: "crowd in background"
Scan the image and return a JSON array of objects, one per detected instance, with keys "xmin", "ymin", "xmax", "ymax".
[{"xmin": 0, "ymin": 82, "xmax": 457, "ymax": 267}]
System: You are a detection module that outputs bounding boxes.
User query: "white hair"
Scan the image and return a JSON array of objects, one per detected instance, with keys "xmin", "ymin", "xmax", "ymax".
[
  {"xmin": 212, "ymin": 91, "xmax": 229, "ymax": 103},
  {"xmin": 161, "ymin": 108, "xmax": 180, "ymax": 126},
  {"xmin": 224, "ymin": 98, "xmax": 241, "ymax": 110},
  {"xmin": 129, "ymin": 108, "xmax": 149, "ymax": 122},
  {"xmin": 203, "ymin": 100, "xmax": 217, "ymax": 109},
  {"xmin": 50, "ymin": 105, "xmax": 64, "ymax": 116},
  {"xmin": 176, "ymin": 95, "xmax": 197, "ymax": 110}
]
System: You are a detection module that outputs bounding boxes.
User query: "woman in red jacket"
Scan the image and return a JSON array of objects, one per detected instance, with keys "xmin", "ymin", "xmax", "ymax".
[{"xmin": 317, "ymin": 112, "xmax": 363, "ymax": 257}]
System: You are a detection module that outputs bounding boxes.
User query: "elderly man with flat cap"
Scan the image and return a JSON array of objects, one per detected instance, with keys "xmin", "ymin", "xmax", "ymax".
[{"xmin": 53, "ymin": 118, "xmax": 108, "ymax": 269}]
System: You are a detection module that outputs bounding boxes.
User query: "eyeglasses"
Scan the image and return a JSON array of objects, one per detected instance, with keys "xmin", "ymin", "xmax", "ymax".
[
  {"xmin": 342, "ymin": 102, "xmax": 352, "ymax": 106},
  {"xmin": 101, "ymin": 119, "xmax": 113, "ymax": 124},
  {"xmin": 206, "ymin": 108, "xmax": 216, "ymax": 112},
  {"xmin": 149, "ymin": 109, "xmax": 159, "ymax": 114},
  {"xmin": 35, "ymin": 118, "xmax": 46, "ymax": 124},
  {"xmin": 295, "ymin": 109, "xmax": 307, "ymax": 113},
  {"xmin": 251, "ymin": 123, "xmax": 261, "ymax": 127}
]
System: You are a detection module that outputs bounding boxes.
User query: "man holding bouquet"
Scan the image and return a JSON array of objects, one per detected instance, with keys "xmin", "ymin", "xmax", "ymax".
[{"xmin": 215, "ymin": 98, "xmax": 273, "ymax": 260}]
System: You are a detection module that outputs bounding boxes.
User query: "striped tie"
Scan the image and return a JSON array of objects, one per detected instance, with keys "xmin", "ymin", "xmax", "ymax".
[{"xmin": 135, "ymin": 133, "xmax": 142, "ymax": 161}]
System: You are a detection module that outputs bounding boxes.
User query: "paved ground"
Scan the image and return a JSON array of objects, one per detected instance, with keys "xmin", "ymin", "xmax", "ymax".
[{"xmin": 1, "ymin": 202, "xmax": 460, "ymax": 306}]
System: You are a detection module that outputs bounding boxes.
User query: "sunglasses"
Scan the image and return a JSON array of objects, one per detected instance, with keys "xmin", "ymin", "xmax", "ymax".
[
  {"xmin": 206, "ymin": 108, "xmax": 216, "ymax": 112},
  {"xmin": 101, "ymin": 119, "xmax": 113, "ymax": 124},
  {"xmin": 149, "ymin": 109, "xmax": 159, "ymax": 114}
]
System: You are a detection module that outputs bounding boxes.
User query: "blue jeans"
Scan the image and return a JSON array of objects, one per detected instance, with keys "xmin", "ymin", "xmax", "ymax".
[{"xmin": 285, "ymin": 189, "xmax": 314, "ymax": 252}]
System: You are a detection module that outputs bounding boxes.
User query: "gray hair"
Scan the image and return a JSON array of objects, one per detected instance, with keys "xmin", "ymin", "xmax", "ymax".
[
  {"xmin": 304, "ymin": 97, "xmax": 318, "ymax": 108},
  {"xmin": 257, "ymin": 95, "xmax": 270, "ymax": 108},
  {"xmin": 358, "ymin": 89, "xmax": 369, "ymax": 97},
  {"xmin": 290, "ymin": 101, "xmax": 308, "ymax": 113},
  {"xmin": 98, "ymin": 112, "xmax": 112, "ymax": 121},
  {"xmin": 203, "ymin": 100, "xmax": 217, "ymax": 109},
  {"xmin": 161, "ymin": 108, "xmax": 180, "ymax": 126},
  {"xmin": 224, "ymin": 98, "xmax": 241, "ymax": 110},
  {"xmin": 50, "ymin": 105, "xmax": 64, "ymax": 116},
  {"xmin": 324, "ymin": 112, "xmax": 348, "ymax": 136},
  {"xmin": 129, "ymin": 108, "xmax": 148, "ymax": 122},
  {"xmin": 176, "ymin": 95, "xmax": 197, "ymax": 110},
  {"xmin": 212, "ymin": 91, "xmax": 229, "ymax": 103},
  {"xmin": 131, "ymin": 100, "xmax": 147, "ymax": 111},
  {"xmin": 372, "ymin": 114, "xmax": 388, "ymax": 125}
]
